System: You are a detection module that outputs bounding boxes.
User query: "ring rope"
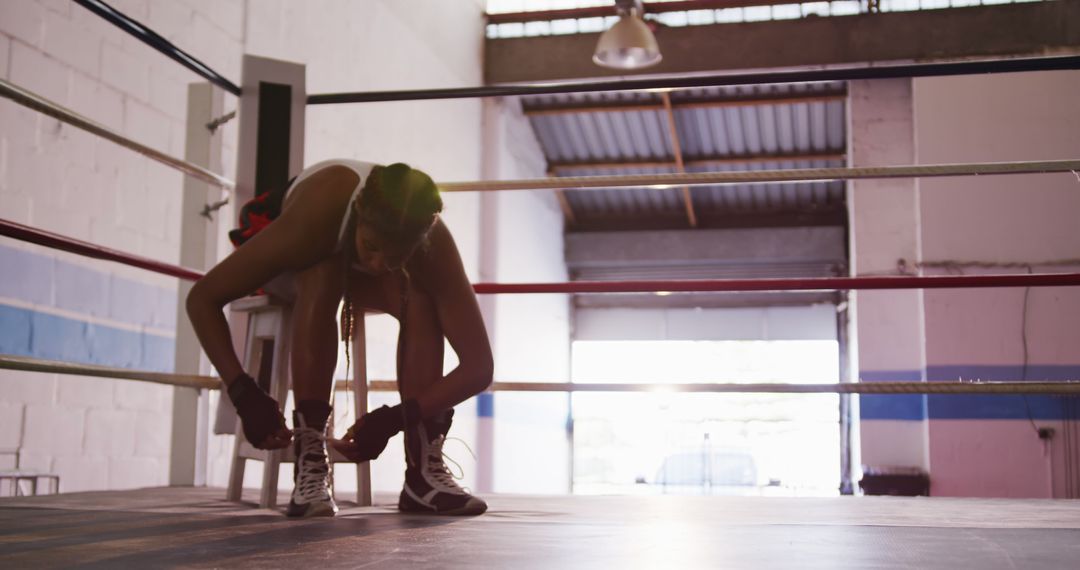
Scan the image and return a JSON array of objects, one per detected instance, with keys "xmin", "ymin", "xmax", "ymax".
[
  {"xmin": 0, "ymin": 77, "xmax": 235, "ymax": 190},
  {"xmin": 0, "ymin": 218, "xmax": 204, "ymax": 282},
  {"xmin": 472, "ymin": 273, "xmax": 1080, "ymax": 294},
  {"xmin": 74, "ymin": 0, "xmax": 242, "ymax": 96},
  {"xmin": 3, "ymin": 219, "xmax": 1079, "ymax": 293},
  {"xmin": 0, "ymin": 355, "xmax": 217, "ymax": 390},
  {"xmin": 307, "ymin": 55, "xmax": 1080, "ymax": 104},
  {"xmin": 5, "ymin": 355, "xmax": 1077, "ymax": 395},
  {"xmin": 353, "ymin": 380, "xmax": 1080, "ymax": 395},
  {"xmin": 439, "ymin": 159, "xmax": 1080, "ymax": 192}
]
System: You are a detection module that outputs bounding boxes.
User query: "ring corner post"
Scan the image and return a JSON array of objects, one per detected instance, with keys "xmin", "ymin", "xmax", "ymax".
[
  {"xmin": 225, "ymin": 54, "xmax": 307, "ymax": 498},
  {"xmin": 170, "ymin": 81, "xmax": 226, "ymax": 488}
]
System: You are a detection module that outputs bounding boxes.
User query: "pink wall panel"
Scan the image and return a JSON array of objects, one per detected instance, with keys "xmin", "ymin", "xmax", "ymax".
[{"xmin": 928, "ymin": 420, "xmax": 1068, "ymax": 498}]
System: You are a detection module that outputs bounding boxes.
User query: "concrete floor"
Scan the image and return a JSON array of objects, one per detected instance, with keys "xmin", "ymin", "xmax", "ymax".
[{"xmin": 2, "ymin": 487, "xmax": 1080, "ymax": 569}]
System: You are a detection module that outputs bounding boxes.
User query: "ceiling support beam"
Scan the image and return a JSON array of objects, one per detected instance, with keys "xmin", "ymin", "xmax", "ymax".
[
  {"xmin": 523, "ymin": 91, "xmax": 847, "ymax": 116},
  {"xmin": 661, "ymin": 92, "xmax": 697, "ymax": 228},
  {"xmin": 548, "ymin": 152, "xmax": 846, "ymax": 174},
  {"xmin": 486, "ymin": 2, "xmax": 1080, "ymax": 83},
  {"xmin": 487, "ymin": 1, "xmax": 805, "ymax": 25},
  {"xmin": 555, "ymin": 190, "xmax": 577, "ymax": 226}
]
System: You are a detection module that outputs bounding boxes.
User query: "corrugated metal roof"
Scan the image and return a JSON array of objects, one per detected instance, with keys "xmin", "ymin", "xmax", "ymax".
[{"xmin": 523, "ymin": 82, "xmax": 847, "ymax": 228}]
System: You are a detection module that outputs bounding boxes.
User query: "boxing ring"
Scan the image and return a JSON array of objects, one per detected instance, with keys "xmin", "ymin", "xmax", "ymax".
[{"xmin": 2, "ymin": 1, "xmax": 1080, "ymax": 567}]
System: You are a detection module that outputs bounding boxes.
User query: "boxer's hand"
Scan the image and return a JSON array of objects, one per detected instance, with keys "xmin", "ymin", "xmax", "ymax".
[
  {"xmin": 227, "ymin": 374, "xmax": 291, "ymax": 449},
  {"xmin": 331, "ymin": 404, "xmax": 413, "ymax": 462}
]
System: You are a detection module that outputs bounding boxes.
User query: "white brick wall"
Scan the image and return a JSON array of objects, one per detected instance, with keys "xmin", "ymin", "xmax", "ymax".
[
  {"xmin": 10, "ymin": 40, "xmax": 70, "ymax": 104},
  {"xmin": 23, "ymin": 404, "xmax": 87, "ymax": 458},
  {"xmin": 0, "ymin": 371, "xmax": 57, "ymax": 406},
  {"xmin": 2, "ymin": 0, "xmax": 501, "ymax": 498},
  {"xmin": 68, "ymin": 72, "xmax": 125, "ymax": 129},
  {"xmin": 0, "ymin": 34, "xmax": 11, "ymax": 78},
  {"xmin": 1, "ymin": 0, "xmax": 241, "ymax": 495},
  {"xmin": 148, "ymin": 67, "xmax": 188, "ymax": 122},
  {"xmin": 100, "ymin": 42, "xmax": 150, "ymax": 102},
  {"xmin": 145, "ymin": 0, "xmax": 194, "ymax": 42},
  {"xmin": 0, "ymin": 1, "xmax": 47, "ymax": 48},
  {"xmin": 108, "ymin": 456, "xmax": 164, "ymax": 489},
  {"xmin": 57, "ymin": 376, "xmax": 117, "ymax": 409},
  {"xmin": 84, "ymin": 408, "xmax": 138, "ymax": 456},
  {"xmin": 42, "ymin": 7, "xmax": 101, "ymax": 77},
  {"xmin": 37, "ymin": 0, "xmax": 72, "ymax": 18},
  {"xmin": 114, "ymin": 381, "xmax": 170, "ymax": 413},
  {"xmin": 53, "ymin": 455, "xmax": 108, "ymax": 492},
  {"xmin": 0, "ymin": 402, "xmax": 24, "ymax": 449}
]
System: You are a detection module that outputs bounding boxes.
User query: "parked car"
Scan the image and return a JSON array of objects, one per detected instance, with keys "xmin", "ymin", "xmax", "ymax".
[{"xmin": 640, "ymin": 450, "xmax": 763, "ymax": 495}]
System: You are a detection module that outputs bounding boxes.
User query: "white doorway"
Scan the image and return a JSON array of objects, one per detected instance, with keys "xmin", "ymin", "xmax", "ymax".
[{"xmin": 571, "ymin": 339, "xmax": 841, "ymax": 496}]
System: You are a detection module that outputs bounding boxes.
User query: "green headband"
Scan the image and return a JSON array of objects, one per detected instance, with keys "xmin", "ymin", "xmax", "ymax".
[
  {"xmin": 377, "ymin": 163, "xmax": 441, "ymax": 226},
  {"xmin": 358, "ymin": 163, "xmax": 442, "ymax": 243}
]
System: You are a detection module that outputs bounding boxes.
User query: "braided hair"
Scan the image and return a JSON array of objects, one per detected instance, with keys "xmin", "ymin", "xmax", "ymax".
[{"xmin": 339, "ymin": 164, "xmax": 443, "ymax": 385}]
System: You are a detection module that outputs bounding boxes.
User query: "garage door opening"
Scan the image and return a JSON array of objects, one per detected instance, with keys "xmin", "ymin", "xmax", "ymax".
[{"xmin": 571, "ymin": 339, "xmax": 841, "ymax": 497}]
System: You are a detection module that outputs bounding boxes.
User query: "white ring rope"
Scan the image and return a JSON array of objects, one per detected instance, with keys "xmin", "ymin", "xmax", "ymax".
[
  {"xmin": 346, "ymin": 380, "xmax": 1080, "ymax": 395},
  {"xmin": 4, "ymin": 355, "xmax": 1077, "ymax": 394},
  {"xmin": 0, "ymin": 354, "xmax": 218, "ymax": 390},
  {"xmin": 0, "ymin": 77, "xmax": 235, "ymax": 191},
  {"xmin": 439, "ymin": 159, "xmax": 1080, "ymax": 192}
]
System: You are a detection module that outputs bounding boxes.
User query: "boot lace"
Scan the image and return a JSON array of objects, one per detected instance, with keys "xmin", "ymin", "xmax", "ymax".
[
  {"xmin": 425, "ymin": 435, "xmax": 476, "ymax": 494},
  {"xmin": 293, "ymin": 427, "xmax": 332, "ymax": 502}
]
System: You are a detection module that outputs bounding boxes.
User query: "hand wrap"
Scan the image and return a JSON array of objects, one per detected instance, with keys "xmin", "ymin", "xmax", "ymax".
[
  {"xmin": 227, "ymin": 373, "xmax": 287, "ymax": 449},
  {"xmin": 337, "ymin": 400, "xmax": 421, "ymax": 461}
]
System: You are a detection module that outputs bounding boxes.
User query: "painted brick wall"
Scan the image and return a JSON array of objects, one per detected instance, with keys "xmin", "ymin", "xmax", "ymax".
[
  {"xmin": 0, "ymin": 0, "xmax": 243, "ymax": 493},
  {"xmin": 847, "ymin": 78, "xmax": 929, "ymax": 474},
  {"xmin": 850, "ymin": 72, "xmax": 1080, "ymax": 498},
  {"xmin": 913, "ymin": 70, "xmax": 1080, "ymax": 498},
  {"xmin": 483, "ymin": 97, "xmax": 571, "ymax": 494},
  {"xmin": 3, "ymin": 0, "xmax": 561, "ymax": 499}
]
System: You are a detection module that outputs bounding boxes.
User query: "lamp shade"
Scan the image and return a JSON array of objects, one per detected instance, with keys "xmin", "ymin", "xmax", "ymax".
[{"xmin": 593, "ymin": 13, "xmax": 662, "ymax": 69}]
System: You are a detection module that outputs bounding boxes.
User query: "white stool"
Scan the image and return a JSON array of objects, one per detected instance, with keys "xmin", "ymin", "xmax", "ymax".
[{"xmin": 225, "ymin": 295, "xmax": 373, "ymax": 508}]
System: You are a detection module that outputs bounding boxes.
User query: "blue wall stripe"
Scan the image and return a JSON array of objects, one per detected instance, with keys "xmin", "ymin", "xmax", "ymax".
[
  {"xmin": 1, "ymin": 244, "xmax": 177, "ymax": 372},
  {"xmin": 862, "ymin": 370, "xmax": 924, "ymax": 382},
  {"xmin": 926, "ymin": 395, "xmax": 1077, "ymax": 421},
  {"xmin": 859, "ymin": 367, "xmax": 1080, "ymax": 421},
  {"xmin": 1, "ymin": 304, "xmax": 174, "ymax": 372},
  {"xmin": 927, "ymin": 365, "xmax": 1080, "ymax": 382},
  {"xmin": 860, "ymin": 394, "xmax": 927, "ymax": 421},
  {"xmin": 0, "ymin": 244, "xmax": 177, "ymax": 330},
  {"xmin": 0, "ymin": 246, "xmax": 54, "ymax": 306},
  {"xmin": 860, "ymin": 370, "xmax": 927, "ymax": 421},
  {"xmin": 927, "ymin": 364, "xmax": 1080, "ymax": 421},
  {"xmin": 0, "ymin": 305, "xmax": 32, "ymax": 355},
  {"xmin": 477, "ymin": 392, "xmax": 494, "ymax": 418}
]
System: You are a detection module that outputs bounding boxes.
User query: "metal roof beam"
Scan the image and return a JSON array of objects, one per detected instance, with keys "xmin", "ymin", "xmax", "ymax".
[
  {"xmin": 548, "ymin": 152, "xmax": 846, "ymax": 174},
  {"xmin": 523, "ymin": 91, "xmax": 847, "ymax": 116},
  {"xmin": 661, "ymin": 92, "xmax": 697, "ymax": 228},
  {"xmin": 487, "ymin": 1, "xmax": 802, "ymax": 25},
  {"xmin": 486, "ymin": 2, "xmax": 1080, "ymax": 83}
]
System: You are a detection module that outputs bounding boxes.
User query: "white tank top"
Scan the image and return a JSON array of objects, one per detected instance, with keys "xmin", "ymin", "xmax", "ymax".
[{"xmin": 285, "ymin": 159, "xmax": 377, "ymax": 250}]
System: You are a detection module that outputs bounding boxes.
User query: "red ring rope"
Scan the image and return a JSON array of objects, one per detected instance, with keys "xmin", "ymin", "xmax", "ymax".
[
  {"xmin": 473, "ymin": 273, "xmax": 1080, "ymax": 294},
  {"xmin": 0, "ymin": 218, "xmax": 204, "ymax": 282},
  {"xmin": 4, "ymin": 218, "xmax": 1079, "ymax": 293}
]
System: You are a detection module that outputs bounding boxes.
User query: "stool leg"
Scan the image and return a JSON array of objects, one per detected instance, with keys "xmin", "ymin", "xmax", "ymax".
[
  {"xmin": 261, "ymin": 305, "xmax": 294, "ymax": 510},
  {"xmin": 260, "ymin": 449, "xmax": 282, "ymax": 508},
  {"xmin": 227, "ymin": 313, "xmax": 262, "ymax": 503},
  {"xmin": 259, "ymin": 334, "xmax": 285, "ymax": 509},
  {"xmin": 353, "ymin": 317, "xmax": 372, "ymax": 506},
  {"xmin": 226, "ymin": 431, "xmax": 246, "ymax": 501}
]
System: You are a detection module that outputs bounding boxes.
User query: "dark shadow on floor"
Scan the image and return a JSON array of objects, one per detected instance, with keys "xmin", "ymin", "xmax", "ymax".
[{"xmin": 0, "ymin": 502, "xmax": 465, "ymax": 569}]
